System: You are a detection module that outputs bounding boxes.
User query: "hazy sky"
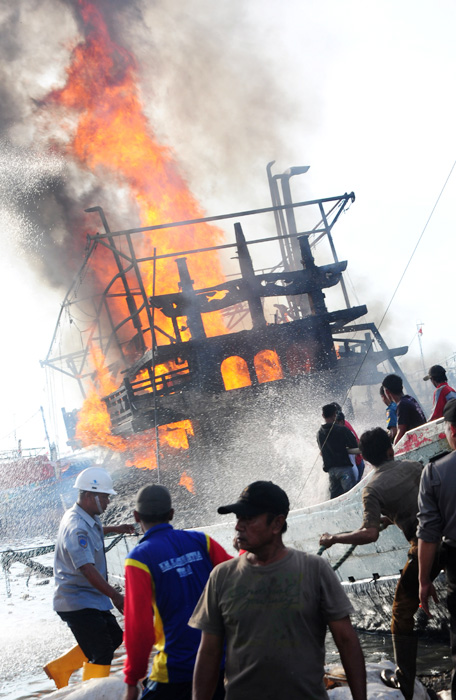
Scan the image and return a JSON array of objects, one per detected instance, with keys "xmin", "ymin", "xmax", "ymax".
[{"xmin": 0, "ymin": 0, "xmax": 455, "ymax": 451}]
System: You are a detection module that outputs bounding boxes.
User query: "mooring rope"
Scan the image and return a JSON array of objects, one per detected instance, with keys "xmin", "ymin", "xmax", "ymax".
[
  {"xmin": 317, "ymin": 523, "xmax": 387, "ymax": 572},
  {"xmin": 104, "ymin": 534, "xmax": 128, "ymax": 552},
  {"xmin": 317, "ymin": 543, "xmax": 357, "ymax": 571},
  {"xmin": 1, "ymin": 547, "xmax": 55, "ymax": 580},
  {"xmin": 0, "ymin": 534, "xmax": 130, "ymax": 597}
]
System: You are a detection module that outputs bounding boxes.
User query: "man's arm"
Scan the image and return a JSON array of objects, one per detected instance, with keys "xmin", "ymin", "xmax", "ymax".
[
  {"xmin": 78, "ymin": 562, "xmax": 124, "ymax": 613},
  {"xmin": 394, "ymin": 424, "xmax": 407, "ymax": 444},
  {"xmin": 418, "ymin": 539, "xmax": 440, "ymax": 617},
  {"xmin": 329, "ymin": 617, "xmax": 366, "ymax": 700},
  {"xmin": 103, "ymin": 524, "xmax": 136, "ymax": 535},
  {"xmin": 123, "ymin": 560, "xmax": 156, "ymax": 691},
  {"xmin": 417, "ymin": 462, "xmax": 443, "ymax": 617},
  {"xmin": 192, "ymin": 632, "xmax": 224, "ymax": 700},
  {"xmin": 320, "ymin": 526, "xmax": 378, "ymax": 549},
  {"xmin": 124, "ymin": 685, "xmax": 140, "ymax": 700}
]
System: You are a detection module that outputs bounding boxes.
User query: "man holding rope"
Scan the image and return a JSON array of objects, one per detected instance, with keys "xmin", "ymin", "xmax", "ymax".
[
  {"xmin": 320, "ymin": 427, "xmax": 442, "ymax": 700},
  {"xmin": 317, "ymin": 403, "xmax": 359, "ymax": 499}
]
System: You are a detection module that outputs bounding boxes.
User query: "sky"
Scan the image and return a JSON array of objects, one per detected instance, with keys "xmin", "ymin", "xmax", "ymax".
[{"xmin": 0, "ymin": 0, "xmax": 455, "ymax": 453}]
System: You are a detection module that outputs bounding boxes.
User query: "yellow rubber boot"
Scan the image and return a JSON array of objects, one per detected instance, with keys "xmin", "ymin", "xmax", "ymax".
[
  {"xmin": 43, "ymin": 644, "xmax": 88, "ymax": 689},
  {"xmin": 82, "ymin": 662, "xmax": 111, "ymax": 681}
]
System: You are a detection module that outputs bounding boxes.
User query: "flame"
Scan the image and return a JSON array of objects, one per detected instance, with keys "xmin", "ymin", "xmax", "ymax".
[
  {"xmin": 179, "ymin": 471, "xmax": 195, "ymax": 494},
  {"xmin": 45, "ymin": 1, "xmax": 286, "ymax": 469},
  {"xmin": 221, "ymin": 356, "xmax": 252, "ymax": 390},
  {"xmin": 73, "ymin": 345, "xmax": 194, "ymax": 467},
  {"xmin": 254, "ymin": 350, "xmax": 284, "ymax": 384},
  {"xmin": 76, "ymin": 388, "xmax": 126, "ymax": 452},
  {"xmin": 46, "ymin": 0, "xmax": 228, "ymax": 341}
]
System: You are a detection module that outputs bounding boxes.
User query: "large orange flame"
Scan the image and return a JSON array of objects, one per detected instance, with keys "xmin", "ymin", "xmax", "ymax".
[
  {"xmin": 46, "ymin": 0, "xmax": 227, "ymax": 339},
  {"xmin": 47, "ymin": 1, "xmax": 281, "ymax": 467}
]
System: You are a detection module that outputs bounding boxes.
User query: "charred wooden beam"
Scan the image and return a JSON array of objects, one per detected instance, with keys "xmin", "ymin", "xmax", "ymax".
[
  {"xmin": 235, "ymin": 222, "xmax": 266, "ymax": 329},
  {"xmin": 149, "ymin": 262, "xmax": 348, "ymax": 318},
  {"xmin": 176, "ymin": 257, "xmax": 207, "ymax": 340}
]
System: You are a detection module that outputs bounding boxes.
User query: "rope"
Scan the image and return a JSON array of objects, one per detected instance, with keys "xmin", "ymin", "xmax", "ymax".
[
  {"xmin": 316, "ymin": 542, "xmax": 357, "ymax": 571},
  {"xmin": 331, "ymin": 544, "xmax": 358, "ymax": 571},
  {"xmin": 0, "ymin": 535, "xmax": 129, "ymax": 597},
  {"xmin": 317, "ymin": 523, "xmax": 387, "ymax": 571},
  {"xmin": 104, "ymin": 534, "xmax": 127, "ymax": 552},
  {"xmin": 1, "ymin": 547, "xmax": 55, "ymax": 583}
]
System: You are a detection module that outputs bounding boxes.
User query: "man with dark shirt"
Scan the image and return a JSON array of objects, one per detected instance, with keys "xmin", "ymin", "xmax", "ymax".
[
  {"xmin": 317, "ymin": 403, "xmax": 358, "ymax": 499},
  {"xmin": 381, "ymin": 374, "xmax": 426, "ymax": 445}
]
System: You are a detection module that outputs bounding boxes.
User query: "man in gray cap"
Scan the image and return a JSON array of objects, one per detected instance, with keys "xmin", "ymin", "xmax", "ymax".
[
  {"xmin": 423, "ymin": 364, "xmax": 456, "ymax": 421},
  {"xmin": 190, "ymin": 481, "xmax": 366, "ymax": 700},
  {"xmin": 123, "ymin": 484, "xmax": 231, "ymax": 700},
  {"xmin": 418, "ymin": 398, "xmax": 456, "ymax": 700}
]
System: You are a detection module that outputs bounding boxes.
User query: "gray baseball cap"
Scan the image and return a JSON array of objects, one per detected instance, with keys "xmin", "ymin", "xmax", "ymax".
[{"xmin": 135, "ymin": 484, "xmax": 172, "ymax": 514}]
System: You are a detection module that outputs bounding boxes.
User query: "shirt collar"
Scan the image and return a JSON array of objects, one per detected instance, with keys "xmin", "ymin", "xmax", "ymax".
[
  {"xmin": 373, "ymin": 459, "xmax": 398, "ymax": 473},
  {"xmin": 73, "ymin": 502, "xmax": 100, "ymax": 528},
  {"xmin": 140, "ymin": 522, "xmax": 173, "ymax": 542}
]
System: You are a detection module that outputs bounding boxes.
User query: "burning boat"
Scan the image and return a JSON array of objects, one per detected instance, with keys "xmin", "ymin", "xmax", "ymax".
[{"xmin": 42, "ymin": 162, "xmax": 415, "ymax": 521}]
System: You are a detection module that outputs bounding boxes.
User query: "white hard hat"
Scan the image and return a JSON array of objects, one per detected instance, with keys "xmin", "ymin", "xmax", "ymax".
[{"xmin": 74, "ymin": 467, "xmax": 117, "ymax": 495}]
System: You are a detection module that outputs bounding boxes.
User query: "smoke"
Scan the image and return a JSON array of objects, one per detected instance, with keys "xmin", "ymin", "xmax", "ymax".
[
  {"xmin": 128, "ymin": 0, "xmax": 313, "ymax": 207},
  {"xmin": 0, "ymin": 0, "xmax": 318, "ymax": 292}
]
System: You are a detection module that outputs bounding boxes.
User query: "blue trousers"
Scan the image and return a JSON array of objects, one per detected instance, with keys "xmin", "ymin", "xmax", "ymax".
[{"xmin": 328, "ymin": 466, "xmax": 357, "ymax": 499}]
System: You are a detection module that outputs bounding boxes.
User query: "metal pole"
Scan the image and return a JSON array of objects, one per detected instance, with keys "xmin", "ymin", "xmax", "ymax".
[
  {"xmin": 86, "ymin": 194, "xmax": 356, "ymax": 242},
  {"xmin": 318, "ymin": 201, "xmax": 351, "ymax": 308},
  {"xmin": 151, "ymin": 248, "xmax": 161, "ymax": 484},
  {"xmin": 85, "ymin": 207, "xmax": 146, "ymax": 354},
  {"xmin": 417, "ymin": 324, "xmax": 426, "ymax": 374}
]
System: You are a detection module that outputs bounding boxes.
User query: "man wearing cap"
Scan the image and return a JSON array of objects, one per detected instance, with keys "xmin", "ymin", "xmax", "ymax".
[
  {"xmin": 123, "ymin": 484, "xmax": 231, "ymax": 700},
  {"xmin": 44, "ymin": 467, "xmax": 135, "ymax": 688},
  {"xmin": 190, "ymin": 481, "xmax": 366, "ymax": 700},
  {"xmin": 423, "ymin": 364, "xmax": 456, "ymax": 422},
  {"xmin": 417, "ymin": 398, "xmax": 456, "ymax": 700}
]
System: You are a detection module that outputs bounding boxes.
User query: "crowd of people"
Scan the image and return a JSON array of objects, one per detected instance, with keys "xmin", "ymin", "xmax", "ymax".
[
  {"xmin": 41, "ymin": 366, "xmax": 456, "ymax": 700},
  {"xmin": 318, "ymin": 365, "xmax": 456, "ymax": 500}
]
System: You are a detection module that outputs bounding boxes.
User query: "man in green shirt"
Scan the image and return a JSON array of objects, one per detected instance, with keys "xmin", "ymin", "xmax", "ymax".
[{"xmin": 190, "ymin": 480, "xmax": 366, "ymax": 700}]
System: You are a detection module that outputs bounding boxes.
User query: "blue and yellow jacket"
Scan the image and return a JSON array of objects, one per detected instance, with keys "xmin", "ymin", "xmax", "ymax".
[{"xmin": 123, "ymin": 522, "xmax": 231, "ymax": 686}]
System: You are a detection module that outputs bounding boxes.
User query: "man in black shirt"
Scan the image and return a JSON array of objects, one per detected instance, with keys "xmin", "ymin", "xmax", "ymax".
[
  {"xmin": 317, "ymin": 404, "xmax": 359, "ymax": 499},
  {"xmin": 381, "ymin": 374, "xmax": 426, "ymax": 445}
]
